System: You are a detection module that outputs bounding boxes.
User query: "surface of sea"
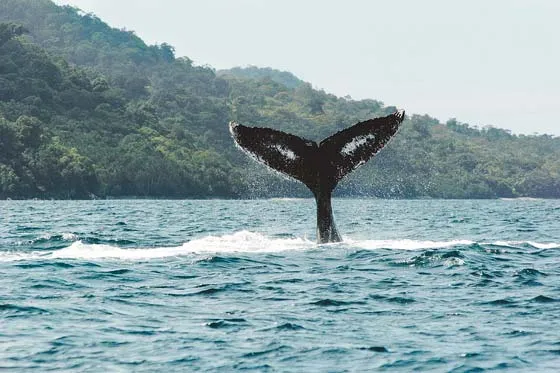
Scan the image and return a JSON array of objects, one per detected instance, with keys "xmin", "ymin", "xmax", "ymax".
[{"xmin": 1, "ymin": 198, "xmax": 559, "ymax": 372}]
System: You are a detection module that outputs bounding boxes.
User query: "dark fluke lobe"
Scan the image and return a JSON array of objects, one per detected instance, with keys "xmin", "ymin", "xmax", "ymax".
[{"xmin": 230, "ymin": 110, "xmax": 405, "ymax": 243}]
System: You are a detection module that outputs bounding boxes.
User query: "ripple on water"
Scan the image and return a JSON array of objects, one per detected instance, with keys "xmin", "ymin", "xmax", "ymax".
[
  {"xmin": 358, "ymin": 346, "xmax": 390, "ymax": 353},
  {"xmin": 206, "ymin": 318, "xmax": 248, "ymax": 329},
  {"xmin": 310, "ymin": 299, "xmax": 367, "ymax": 307},
  {"xmin": 0, "ymin": 303, "xmax": 49, "ymax": 317},
  {"xmin": 15, "ymin": 261, "xmax": 74, "ymax": 269},
  {"xmin": 370, "ymin": 294, "xmax": 417, "ymax": 305},
  {"xmin": 530, "ymin": 295, "xmax": 557, "ymax": 303},
  {"xmin": 514, "ymin": 268, "xmax": 547, "ymax": 279},
  {"xmin": 480, "ymin": 298, "xmax": 519, "ymax": 307},
  {"xmin": 273, "ymin": 323, "xmax": 306, "ymax": 331},
  {"xmin": 1, "ymin": 199, "xmax": 560, "ymax": 371}
]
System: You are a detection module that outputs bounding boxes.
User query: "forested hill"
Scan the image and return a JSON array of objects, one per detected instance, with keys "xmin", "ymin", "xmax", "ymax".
[
  {"xmin": 217, "ymin": 67, "xmax": 305, "ymax": 90},
  {"xmin": 1, "ymin": 0, "xmax": 559, "ymax": 199}
]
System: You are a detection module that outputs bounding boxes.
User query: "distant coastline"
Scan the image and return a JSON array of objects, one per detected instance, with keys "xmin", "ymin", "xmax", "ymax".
[{"xmin": 1, "ymin": 1, "xmax": 559, "ymax": 200}]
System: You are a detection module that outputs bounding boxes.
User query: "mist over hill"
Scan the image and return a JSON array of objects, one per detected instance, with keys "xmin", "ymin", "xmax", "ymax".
[{"xmin": 1, "ymin": 0, "xmax": 559, "ymax": 199}]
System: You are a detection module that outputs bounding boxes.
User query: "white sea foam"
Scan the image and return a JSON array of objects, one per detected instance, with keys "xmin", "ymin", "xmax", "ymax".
[
  {"xmin": 500, "ymin": 197, "xmax": 543, "ymax": 201},
  {"xmin": 269, "ymin": 198, "xmax": 309, "ymax": 202},
  {"xmin": 0, "ymin": 232, "xmax": 558, "ymax": 262},
  {"xmin": 35, "ymin": 232, "xmax": 79, "ymax": 242},
  {"xmin": 525, "ymin": 241, "xmax": 559, "ymax": 249},
  {"xmin": 491, "ymin": 240, "xmax": 560, "ymax": 249},
  {"xmin": 0, "ymin": 251, "xmax": 48, "ymax": 262},
  {"xmin": 348, "ymin": 239, "xmax": 475, "ymax": 251},
  {"xmin": 62, "ymin": 233, "xmax": 79, "ymax": 241},
  {"xmin": 51, "ymin": 231, "xmax": 315, "ymax": 260}
]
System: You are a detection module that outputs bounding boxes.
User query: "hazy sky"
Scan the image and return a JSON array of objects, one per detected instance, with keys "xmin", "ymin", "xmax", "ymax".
[{"xmin": 53, "ymin": 0, "xmax": 559, "ymax": 135}]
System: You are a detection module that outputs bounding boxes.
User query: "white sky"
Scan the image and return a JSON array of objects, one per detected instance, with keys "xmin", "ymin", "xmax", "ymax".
[{"xmin": 53, "ymin": 0, "xmax": 560, "ymax": 135}]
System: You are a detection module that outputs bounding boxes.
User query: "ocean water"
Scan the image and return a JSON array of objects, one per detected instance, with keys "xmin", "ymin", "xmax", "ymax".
[{"xmin": 1, "ymin": 199, "xmax": 559, "ymax": 372}]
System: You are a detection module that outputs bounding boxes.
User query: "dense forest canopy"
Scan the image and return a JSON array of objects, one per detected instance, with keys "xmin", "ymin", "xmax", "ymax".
[{"xmin": 0, "ymin": 0, "xmax": 559, "ymax": 199}]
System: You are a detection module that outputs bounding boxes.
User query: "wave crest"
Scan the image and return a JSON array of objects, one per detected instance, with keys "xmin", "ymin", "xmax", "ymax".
[
  {"xmin": 0, "ymin": 231, "xmax": 558, "ymax": 262},
  {"xmin": 51, "ymin": 231, "xmax": 314, "ymax": 260},
  {"xmin": 348, "ymin": 239, "xmax": 475, "ymax": 251}
]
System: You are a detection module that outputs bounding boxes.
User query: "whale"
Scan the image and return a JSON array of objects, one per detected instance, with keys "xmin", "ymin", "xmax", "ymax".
[{"xmin": 230, "ymin": 110, "xmax": 405, "ymax": 243}]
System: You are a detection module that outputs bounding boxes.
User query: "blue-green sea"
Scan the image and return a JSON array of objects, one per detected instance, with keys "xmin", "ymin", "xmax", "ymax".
[{"xmin": 1, "ymin": 199, "xmax": 559, "ymax": 371}]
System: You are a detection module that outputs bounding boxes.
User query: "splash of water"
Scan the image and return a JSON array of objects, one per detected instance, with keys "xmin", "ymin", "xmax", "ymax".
[{"xmin": 0, "ymin": 231, "xmax": 558, "ymax": 262}]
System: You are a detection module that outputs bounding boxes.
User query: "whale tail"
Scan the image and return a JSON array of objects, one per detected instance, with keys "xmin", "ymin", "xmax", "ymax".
[{"xmin": 230, "ymin": 110, "xmax": 405, "ymax": 243}]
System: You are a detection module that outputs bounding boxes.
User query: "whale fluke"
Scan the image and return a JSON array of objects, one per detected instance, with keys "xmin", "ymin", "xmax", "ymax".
[{"xmin": 230, "ymin": 110, "xmax": 405, "ymax": 243}]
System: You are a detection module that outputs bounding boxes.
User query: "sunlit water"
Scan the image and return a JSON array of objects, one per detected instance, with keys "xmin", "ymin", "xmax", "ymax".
[{"xmin": 1, "ymin": 199, "xmax": 559, "ymax": 371}]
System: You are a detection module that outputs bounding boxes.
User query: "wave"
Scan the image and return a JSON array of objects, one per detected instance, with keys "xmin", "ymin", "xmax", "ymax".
[
  {"xmin": 268, "ymin": 197, "xmax": 310, "ymax": 201},
  {"xmin": 347, "ymin": 239, "xmax": 475, "ymax": 251},
  {"xmin": 492, "ymin": 241, "xmax": 560, "ymax": 249},
  {"xmin": 0, "ymin": 231, "xmax": 314, "ymax": 262},
  {"xmin": 0, "ymin": 231, "xmax": 558, "ymax": 262},
  {"xmin": 500, "ymin": 197, "xmax": 544, "ymax": 201},
  {"xmin": 52, "ymin": 231, "xmax": 314, "ymax": 260},
  {"xmin": 10, "ymin": 232, "xmax": 79, "ymax": 247}
]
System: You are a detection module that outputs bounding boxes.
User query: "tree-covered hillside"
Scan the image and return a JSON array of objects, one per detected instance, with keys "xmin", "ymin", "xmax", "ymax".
[
  {"xmin": 0, "ymin": 0, "xmax": 559, "ymax": 199},
  {"xmin": 218, "ymin": 66, "xmax": 305, "ymax": 90}
]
